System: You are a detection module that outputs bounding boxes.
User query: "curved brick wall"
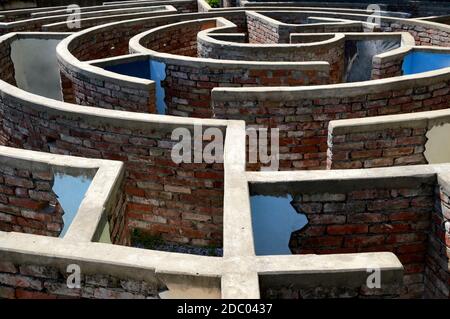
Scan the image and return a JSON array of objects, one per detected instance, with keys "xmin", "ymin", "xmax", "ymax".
[
  {"xmin": 57, "ymin": 50, "xmax": 156, "ymax": 113},
  {"xmin": 0, "ymin": 33, "xmax": 228, "ymax": 247},
  {"xmin": 326, "ymin": 95, "xmax": 450, "ymax": 170},
  {"xmin": 56, "ymin": 10, "xmax": 450, "ymax": 122},
  {"xmin": 0, "ymin": 163, "xmax": 64, "ymax": 237},
  {"xmin": 197, "ymin": 25, "xmax": 345, "ymax": 83},
  {"xmin": 130, "ymin": 17, "xmax": 330, "ymax": 117},
  {"xmin": 54, "ymin": 9, "xmax": 450, "ymax": 170},
  {"xmin": 212, "ymin": 67, "xmax": 450, "ymax": 170}
]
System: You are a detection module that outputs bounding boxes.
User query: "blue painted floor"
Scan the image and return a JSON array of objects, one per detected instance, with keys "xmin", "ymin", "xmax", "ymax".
[
  {"xmin": 403, "ymin": 51, "xmax": 450, "ymax": 75},
  {"xmin": 52, "ymin": 174, "xmax": 92, "ymax": 237},
  {"xmin": 250, "ymin": 194, "xmax": 307, "ymax": 255}
]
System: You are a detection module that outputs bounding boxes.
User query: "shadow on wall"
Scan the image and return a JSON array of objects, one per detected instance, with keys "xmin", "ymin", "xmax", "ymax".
[
  {"xmin": 11, "ymin": 37, "xmax": 66, "ymax": 101},
  {"xmin": 250, "ymin": 194, "xmax": 307, "ymax": 255},
  {"xmin": 345, "ymin": 39, "xmax": 399, "ymax": 82},
  {"xmin": 425, "ymin": 123, "xmax": 450, "ymax": 164},
  {"xmin": 103, "ymin": 58, "xmax": 167, "ymax": 114},
  {"xmin": 402, "ymin": 51, "xmax": 450, "ymax": 75}
]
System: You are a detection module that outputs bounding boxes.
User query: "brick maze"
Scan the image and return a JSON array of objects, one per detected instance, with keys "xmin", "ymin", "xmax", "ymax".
[{"xmin": 0, "ymin": 0, "xmax": 448, "ymax": 299}]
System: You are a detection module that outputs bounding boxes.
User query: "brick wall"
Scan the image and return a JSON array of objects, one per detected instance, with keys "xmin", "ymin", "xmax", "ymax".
[
  {"xmin": 0, "ymin": 92, "xmax": 225, "ymax": 247},
  {"xmin": 197, "ymin": 32, "xmax": 344, "ymax": 84},
  {"xmin": 59, "ymin": 71, "xmax": 75, "ymax": 104},
  {"xmin": 0, "ymin": 261, "xmax": 164, "ymax": 299},
  {"xmin": 164, "ymin": 63, "xmax": 330, "ymax": 118},
  {"xmin": 58, "ymin": 60, "xmax": 156, "ymax": 113},
  {"xmin": 42, "ymin": 10, "xmax": 177, "ymax": 33},
  {"xmin": 142, "ymin": 19, "xmax": 217, "ymax": 57},
  {"xmin": 107, "ymin": 178, "xmax": 129, "ymax": 246},
  {"xmin": 327, "ymin": 126, "xmax": 428, "ymax": 169},
  {"xmin": 0, "ymin": 165, "xmax": 64, "ymax": 237},
  {"xmin": 213, "ymin": 77, "xmax": 450, "ymax": 170},
  {"xmin": 381, "ymin": 20, "xmax": 450, "ymax": 47},
  {"xmin": 0, "ymin": 0, "xmax": 198, "ymax": 35},
  {"xmin": 424, "ymin": 182, "xmax": 450, "ymax": 298},
  {"xmin": 0, "ymin": 36, "xmax": 16, "ymax": 146},
  {"xmin": 261, "ymin": 281, "xmax": 401, "ymax": 299},
  {"xmin": 247, "ymin": 12, "xmax": 281, "ymax": 44},
  {"xmin": 67, "ymin": 12, "xmax": 247, "ymax": 62},
  {"xmin": 289, "ymin": 178, "xmax": 435, "ymax": 298},
  {"xmin": 371, "ymin": 54, "xmax": 405, "ymax": 80}
]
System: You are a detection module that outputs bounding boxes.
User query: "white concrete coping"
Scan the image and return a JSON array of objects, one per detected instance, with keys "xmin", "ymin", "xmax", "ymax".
[
  {"xmin": 0, "ymin": 6, "xmax": 68, "ymax": 16},
  {"xmin": 88, "ymin": 53, "xmax": 150, "ymax": 68},
  {"xmin": 104, "ymin": 0, "xmax": 194, "ymax": 6},
  {"xmin": 0, "ymin": 146, "xmax": 124, "ymax": 243},
  {"xmin": 42, "ymin": 5, "xmax": 178, "ymax": 32},
  {"xmin": 129, "ymin": 17, "xmax": 331, "ymax": 70},
  {"xmin": 239, "ymin": 2, "xmax": 409, "ymax": 18},
  {"xmin": 198, "ymin": 16, "xmax": 346, "ymax": 50},
  {"xmin": 247, "ymin": 165, "xmax": 437, "ymax": 196},
  {"xmin": 0, "ymin": 5, "xmax": 172, "ymax": 30},
  {"xmin": 328, "ymin": 106, "xmax": 450, "ymax": 135},
  {"xmin": 246, "ymin": 10, "xmax": 366, "ymax": 31},
  {"xmin": 31, "ymin": 1, "xmax": 182, "ymax": 17}
]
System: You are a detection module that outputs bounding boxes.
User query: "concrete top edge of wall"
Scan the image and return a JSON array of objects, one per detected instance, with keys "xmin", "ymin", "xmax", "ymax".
[
  {"xmin": 198, "ymin": 22, "xmax": 347, "ymax": 49},
  {"xmin": 0, "ymin": 5, "xmax": 173, "ymax": 28},
  {"xmin": 328, "ymin": 106, "xmax": 450, "ymax": 135},
  {"xmin": 0, "ymin": 145, "xmax": 113, "ymax": 174},
  {"xmin": 0, "ymin": 227, "xmax": 224, "ymax": 280},
  {"xmin": 88, "ymin": 53, "xmax": 150, "ymax": 67},
  {"xmin": 128, "ymin": 18, "xmax": 331, "ymax": 70},
  {"xmin": 30, "ymin": 1, "xmax": 180, "ymax": 17},
  {"xmin": 0, "ymin": 6, "xmax": 68, "ymax": 15},
  {"xmin": 41, "ymin": 5, "xmax": 178, "ymax": 29},
  {"xmin": 0, "ymin": 78, "xmax": 232, "ymax": 131},
  {"xmin": 211, "ymin": 61, "xmax": 450, "ymax": 101},
  {"xmin": 246, "ymin": 10, "xmax": 366, "ymax": 29},
  {"xmin": 255, "ymin": 252, "xmax": 403, "ymax": 275},
  {"xmin": 246, "ymin": 163, "xmax": 448, "ymax": 189}
]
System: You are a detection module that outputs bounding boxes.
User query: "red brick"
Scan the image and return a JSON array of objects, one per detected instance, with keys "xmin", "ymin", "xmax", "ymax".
[
  {"xmin": 4, "ymin": 176, "xmax": 33, "ymax": 188},
  {"xmin": 327, "ymin": 224, "xmax": 368, "ymax": 235},
  {"xmin": 301, "ymin": 236, "xmax": 343, "ymax": 248},
  {"xmin": 344, "ymin": 235, "xmax": 385, "ymax": 248},
  {"xmin": 0, "ymin": 286, "xmax": 15, "ymax": 299},
  {"xmin": 16, "ymin": 289, "xmax": 57, "ymax": 299},
  {"xmin": 370, "ymin": 223, "xmax": 411, "ymax": 233},
  {"xmin": 9, "ymin": 198, "xmax": 46, "ymax": 210}
]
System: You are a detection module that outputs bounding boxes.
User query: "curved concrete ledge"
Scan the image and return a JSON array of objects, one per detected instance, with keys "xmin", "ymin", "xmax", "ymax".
[
  {"xmin": 127, "ymin": 17, "xmax": 332, "ymax": 116},
  {"xmin": 41, "ymin": 5, "xmax": 178, "ymax": 32},
  {"xmin": 0, "ymin": 4, "xmax": 176, "ymax": 34},
  {"xmin": 0, "ymin": 146, "xmax": 123, "ymax": 243}
]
